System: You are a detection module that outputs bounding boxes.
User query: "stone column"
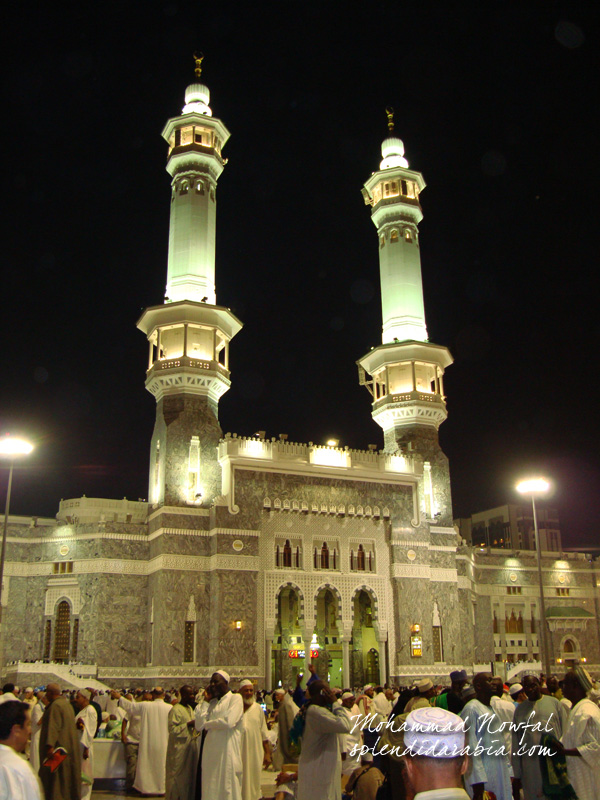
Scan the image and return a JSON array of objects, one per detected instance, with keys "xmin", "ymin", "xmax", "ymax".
[
  {"xmin": 342, "ymin": 635, "xmax": 351, "ymax": 688},
  {"xmin": 302, "ymin": 626, "xmax": 313, "ymax": 685},
  {"xmin": 378, "ymin": 632, "xmax": 388, "ymax": 686},
  {"xmin": 265, "ymin": 636, "xmax": 272, "ymax": 690}
]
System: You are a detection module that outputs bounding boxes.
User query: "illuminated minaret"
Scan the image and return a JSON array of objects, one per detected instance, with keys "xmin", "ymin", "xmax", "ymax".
[
  {"xmin": 137, "ymin": 56, "xmax": 242, "ymax": 507},
  {"xmin": 357, "ymin": 109, "xmax": 453, "ymax": 523}
]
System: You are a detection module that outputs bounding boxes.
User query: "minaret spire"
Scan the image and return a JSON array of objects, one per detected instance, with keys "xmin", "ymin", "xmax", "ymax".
[{"xmin": 357, "ymin": 117, "xmax": 453, "ymax": 523}]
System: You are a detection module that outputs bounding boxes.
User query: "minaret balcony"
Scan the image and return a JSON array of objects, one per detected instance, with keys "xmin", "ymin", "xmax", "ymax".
[
  {"xmin": 373, "ymin": 390, "xmax": 445, "ymax": 409},
  {"xmin": 146, "ymin": 355, "xmax": 230, "ymax": 380}
]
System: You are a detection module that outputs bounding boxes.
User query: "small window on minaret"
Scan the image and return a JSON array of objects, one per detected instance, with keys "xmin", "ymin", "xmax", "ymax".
[
  {"xmin": 404, "ymin": 229, "xmax": 412, "ymax": 242},
  {"xmin": 175, "ymin": 129, "xmax": 181, "ymax": 147},
  {"xmin": 196, "ymin": 180, "xmax": 204, "ymax": 194},
  {"xmin": 180, "ymin": 181, "xmax": 189, "ymax": 195},
  {"xmin": 401, "ymin": 180, "xmax": 408, "ymax": 195},
  {"xmin": 390, "ymin": 230, "xmax": 399, "ymax": 243},
  {"xmin": 194, "ymin": 131, "xmax": 203, "ymax": 143},
  {"xmin": 380, "ymin": 235, "xmax": 385, "ymax": 249}
]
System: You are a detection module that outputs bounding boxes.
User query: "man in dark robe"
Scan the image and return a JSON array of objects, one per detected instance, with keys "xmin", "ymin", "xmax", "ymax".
[{"xmin": 39, "ymin": 682, "xmax": 81, "ymax": 800}]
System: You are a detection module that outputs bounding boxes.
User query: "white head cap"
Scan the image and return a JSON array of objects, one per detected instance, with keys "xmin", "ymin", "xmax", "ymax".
[
  {"xmin": 215, "ymin": 670, "xmax": 230, "ymax": 683},
  {"xmin": 239, "ymin": 679, "xmax": 253, "ymax": 689},
  {"xmin": 341, "ymin": 692, "xmax": 355, "ymax": 700},
  {"xmin": 404, "ymin": 706, "xmax": 466, "ymax": 758}
]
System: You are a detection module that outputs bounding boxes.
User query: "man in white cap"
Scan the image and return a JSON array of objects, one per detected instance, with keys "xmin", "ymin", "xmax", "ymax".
[
  {"xmin": 166, "ymin": 685, "xmax": 199, "ymax": 800},
  {"xmin": 460, "ymin": 673, "xmax": 511, "ymax": 800},
  {"xmin": 404, "ymin": 679, "xmax": 436, "ymax": 714},
  {"xmin": 239, "ymin": 680, "xmax": 271, "ymax": 800},
  {"xmin": 74, "ymin": 689, "xmax": 97, "ymax": 800},
  {"xmin": 112, "ymin": 686, "xmax": 171, "ymax": 795},
  {"xmin": 507, "ymin": 683, "xmax": 525, "ymax": 704},
  {"xmin": 339, "ymin": 692, "xmax": 362, "ymax": 778},
  {"xmin": 195, "ymin": 671, "xmax": 244, "ymax": 800},
  {"xmin": 556, "ymin": 667, "xmax": 600, "ymax": 800},
  {"xmin": 403, "ymin": 705, "xmax": 469, "ymax": 800},
  {"xmin": 271, "ymin": 688, "xmax": 298, "ymax": 768}
]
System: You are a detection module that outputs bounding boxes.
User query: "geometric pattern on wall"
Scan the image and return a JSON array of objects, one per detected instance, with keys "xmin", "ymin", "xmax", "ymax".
[{"xmin": 45, "ymin": 585, "xmax": 81, "ymax": 616}]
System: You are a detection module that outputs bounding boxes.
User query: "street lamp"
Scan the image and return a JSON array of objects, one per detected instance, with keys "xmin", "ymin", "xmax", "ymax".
[
  {"xmin": 516, "ymin": 477, "xmax": 551, "ymax": 678},
  {"xmin": 0, "ymin": 436, "xmax": 34, "ymax": 676}
]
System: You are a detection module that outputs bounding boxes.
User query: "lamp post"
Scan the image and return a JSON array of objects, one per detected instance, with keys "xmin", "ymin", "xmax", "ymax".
[
  {"xmin": 0, "ymin": 436, "xmax": 34, "ymax": 677},
  {"xmin": 516, "ymin": 477, "xmax": 551, "ymax": 678}
]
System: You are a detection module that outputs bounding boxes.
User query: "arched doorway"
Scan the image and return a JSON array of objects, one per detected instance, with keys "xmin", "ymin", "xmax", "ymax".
[
  {"xmin": 273, "ymin": 586, "xmax": 303, "ymax": 687},
  {"xmin": 53, "ymin": 600, "xmax": 71, "ymax": 663},
  {"xmin": 351, "ymin": 590, "xmax": 379, "ymax": 686}
]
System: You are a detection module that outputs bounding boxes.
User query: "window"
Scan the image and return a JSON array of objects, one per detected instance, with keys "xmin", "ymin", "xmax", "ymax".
[
  {"xmin": 184, "ymin": 621, "xmax": 195, "ymax": 662},
  {"xmin": 320, "ymin": 542, "xmax": 329, "ymax": 570},
  {"xmin": 401, "ymin": 180, "xmax": 408, "ymax": 195},
  {"xmin": 432, "ymin": 625, "xmax": 443, "ymax": 662},
  {"xmin": 283, "ymin": 540, "xmax": 292, "ymax": 568},
  {"xmin": 43, "ymin": 620, "xmax": 51, "ymax": 661},
  {"xmin": 507, "ymin": 586, "xmax": 522, "ymax": 595},
  {"xmin": 390, "ymin": 230, "xmax": 399, "ymax": 243},
  {"xmin": 71, "ymin": 619, "xmax": 79, "ymax": 660},
  {"xmin": 357, "ymin": 544, "xmax": 365, "ymax": 571},
  {"xmin": 175, "ymin": 129, "xmax": 181, "ymax": 146},
  {"xmin": 404, "ymin": 229, "xmax": 413, "ymax": 242},
  {"xmin": 556, "ymin": 587, "xmax": 570, "ymax": 596}
]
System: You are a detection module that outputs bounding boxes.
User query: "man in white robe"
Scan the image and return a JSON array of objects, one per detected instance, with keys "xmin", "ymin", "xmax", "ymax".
[
  {"xmin": 195, "ymin": 670, "xmax": 244, "ymax": 800},
  {"xmin": 511, "ymin": 673, "xmax": 567, "ymax": 800},
  {"xmin": 403, "ymin": 706, "xmax": 469, "ymax": 800},
  {"xmin": 297, "ymin": 679, "xmax": 351, "ymax": 800},
  {"xmin": 113, "ymin": 685, "xmax": 172, "ymax": 795},
  {"xmin": 29, "ymin": 692, "xmax": 47, "ymax": 775},
  {"xmin": 558, "ymin": 668, "xmax": 600, "ymax": 800},
  {"xmin": 166, "ymin": 685, "xmax": 199, "ymax": 800},
  {"xmin": 339, "ymin": 692, "xmax": 362, "ymax": 776},
  {"xmin": 459, "ymin": 672, "xmax": 511, "ymax": 800},
  {"xmin": 271, "ymin": 688, "xmax": 298, "ymax": 769},
  {"xmin": 75, "ymin": 690, "xmax": 96, "ymax": 800},
  {"xmin": 490, "ymin": 677, "xmax": 514, "ymax": 779},
  {"xmin": 0, "ymin": 701, "xmax": 42, "ymax": 800},
  {"xmin": 239, "ymin": 680, "xmax": 271, "ymax": 800}
]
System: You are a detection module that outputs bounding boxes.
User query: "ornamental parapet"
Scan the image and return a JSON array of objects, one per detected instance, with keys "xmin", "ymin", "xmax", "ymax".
[{"xmin": 218, "ymin": 433, "xmax": 419, "ymax": 477}]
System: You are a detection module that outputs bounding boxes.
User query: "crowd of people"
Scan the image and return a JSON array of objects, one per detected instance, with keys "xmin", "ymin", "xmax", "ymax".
[{"xmin": 0, "ymin": 665, "xmax": 599, "ymax": 800}]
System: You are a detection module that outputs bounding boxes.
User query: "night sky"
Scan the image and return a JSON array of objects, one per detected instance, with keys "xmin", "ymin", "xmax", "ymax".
[{"xmin": 2, "ymin": 3, "xmax": 599, "ymax": 548}]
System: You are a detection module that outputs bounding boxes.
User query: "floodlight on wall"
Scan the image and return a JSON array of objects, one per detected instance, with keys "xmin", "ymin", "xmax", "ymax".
[
  {"xmin": 326, "ymin": 439, "xmax": 339, "ymax": 447},
  {"xmin": 235, "ymin": 620, "xmax": 242, "ymax": 630}
]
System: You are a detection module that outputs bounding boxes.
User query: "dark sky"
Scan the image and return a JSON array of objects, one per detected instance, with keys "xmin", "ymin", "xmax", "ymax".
[{"xmin": 2, "ymin": 3, "xmax": 599, "ymax": 548}]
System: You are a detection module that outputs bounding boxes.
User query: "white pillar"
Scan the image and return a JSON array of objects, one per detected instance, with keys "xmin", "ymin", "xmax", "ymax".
[
  {"xmin": 265, "ymin": 637, "xmax": 272, "ymax": 690},
  {"xmin": 378, "ymin": 633, "xmax": 388, "ymax": 686},
  {"xmin": 342, "ymin": 636, "xmax": 351, "ymax": 688}
]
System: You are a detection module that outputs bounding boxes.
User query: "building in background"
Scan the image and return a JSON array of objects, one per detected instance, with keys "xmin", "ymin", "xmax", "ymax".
[
  {"xmin": 455, "ymin": 504, "xmax": 562, "ymax": 552},
  {"xmin": 2, "ymin": 71, "xmax": 598, "ymax": 689}
]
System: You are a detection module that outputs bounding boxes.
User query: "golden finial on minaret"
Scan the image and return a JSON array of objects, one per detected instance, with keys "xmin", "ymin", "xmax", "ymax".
[
  {"xmin": 193, "ymin": 52, "xmax": 204, "ymax": 80},
  {"xmin": 385, "ymin": 106, "xmax": 395, "ymax": 133}
]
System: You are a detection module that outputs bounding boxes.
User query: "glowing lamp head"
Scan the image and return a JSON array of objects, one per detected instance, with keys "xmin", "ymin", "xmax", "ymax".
[
  {"xmin": 0, "ymin": 437, "xmax": 34, "ymax": 457},
  {"xmin": 326, "ymin": 439, "xmax": 339, "ymax": 448},
  {"xmin": 516, "ymin": 478, "xmax": 550, "ymax": 495}
]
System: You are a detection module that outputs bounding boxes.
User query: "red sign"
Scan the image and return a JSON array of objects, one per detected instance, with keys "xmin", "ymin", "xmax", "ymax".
[
  {"xmin": 310, "ymin": 649, "xmax": 319, "ymax": 658},
  {"xmin": 288, "ymin": 650, "xmax": 306, "ymax": 659}
]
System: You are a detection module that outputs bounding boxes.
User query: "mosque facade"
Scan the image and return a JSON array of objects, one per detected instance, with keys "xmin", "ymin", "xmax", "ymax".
[{"xmin": 2, "ymin": 73, "xmax": 599, "ymax": 689}]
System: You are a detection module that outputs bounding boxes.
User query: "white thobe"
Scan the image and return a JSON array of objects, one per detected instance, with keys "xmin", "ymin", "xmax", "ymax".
[
  {"xmin": 339, "ymin": 704, "xmax": 362, "ymax": 775},
  {"xmin": 0, "ymin": 743, "xmax": 42, "ymax": 800},
  {"xmin": 29, "ymin": 702, "xmax": 44, "ymax": 774},
  {"xmin": 511, "ymin": 694, "xmax": 567, "ymax": 800},
  {"xmin": 195, "ymin": 690, "xmax": 244, "ymax": 800},
  {"xmin": 460, "ymin": 699, "xmax": 512, "ymax": 800},
  {"xmin": 561, "ymin": 697, "xmax": 600, "ymax": 800},
  {"xmin": 76, "ymin": 704, "xmax": 97, "ymax": 800},
  {"xmin": 297, "ymin": 704, "xmax": 351, "ymax": 800},
  {"xmin": 490, "ymin": 695, "xmax": 515, "ymax": 778},
  {"xmin": 166, "ymin": 703, "xmax": 199, "ymax": 800},
  {"xmin": 119, "ymin": 696, "xmax": 172, "ymax": 794},
  {"xmin": 241, "ymin": 702, "xmax": 269, "ymax": 800}
]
